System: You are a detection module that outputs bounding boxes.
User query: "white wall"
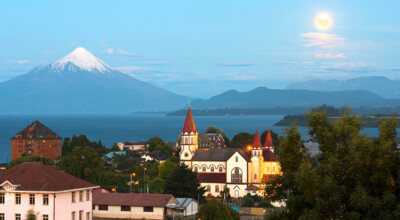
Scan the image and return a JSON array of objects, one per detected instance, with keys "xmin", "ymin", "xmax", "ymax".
[
  {"xmin": 55, "ymin": 189, "xmax": 93, "ymax": 220},
  {"xmin": 93, "ymin": 205, "xmax": 165, "ymax": 219},
  {"xmin": 192, "ymin": 161, "xmax": 226, "ymax": 173}
]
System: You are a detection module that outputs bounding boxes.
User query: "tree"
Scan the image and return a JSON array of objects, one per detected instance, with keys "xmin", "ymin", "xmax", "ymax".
[
  {"xmin": 62, "ymin": 135, "xmax": 109, "ymax": 157},
  {"xmin": 195, "ymin": 199, "xmax": 239, "ymax": 220},
  {"xmin": 26, "ymin": 210, "xmax": 37, "ymax": 220},
  {"xmin": 163, "ymin": 163, "xmax": 206, "ymax": 202},
  {"xmin": 230, "ymin": 133, "xmax": 254, "ymax": 149},
  {"xmin": 147, "ymin": 137, "xmax": 165, "ymax": 152},
  {"xmin": 265, "ymin": 109, "xmax": 400, "ymax": 219},
  {"xmin": 158, "ymin": 159, "xmax": 178, "ymax": 179},
  {"xmin": 241, "ymin": 194, "xmax": 255, "ymax": 207},
  {"xmin": 7, "ymin": 155, "xmax": 55, "ymax": 168}
]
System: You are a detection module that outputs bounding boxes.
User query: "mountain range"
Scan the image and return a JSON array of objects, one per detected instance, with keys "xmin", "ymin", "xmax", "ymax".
[
  {"xmin": 286, "ymin": 76, "xmax": 400, "ymax": 99},
  {"xmin": 189, "ymin": 87, "xmax": 400, "ymax": 110},
  {"xmin": 0, "ymin": 47, "xmax": 189, "ymax": 114}
]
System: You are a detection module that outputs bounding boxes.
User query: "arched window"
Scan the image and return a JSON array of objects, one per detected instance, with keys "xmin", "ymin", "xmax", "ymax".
[
  {"xmin": 235, "ymin": 156, "xmax": 238, "ymax": 162},
  {"xmin": 207, "ymin": 185, "xmax": 211, "ymax": 192},
  {"xmin": 202, "ymin": 166, "xmax": 206, "ymax": 172},
  {"xmin": 194, "ymin": 167, "xmax": 198, "ymax": 172},
  {"xmin": 231, "ymin": 167, "xmax": 242, "ymax": 183},
  {"xmin": 190, "ymin": 137, "xmax": 194, "ymax": 144},
  {"xmin": 219, "ymin": 167, "xmax": 223, "ymax": 172},
  {"xmin": 254, "ymin": 174, "xmax": 257, "ymax": 180},
  {"xmin": 185, "ymin": 137, "xmax": 188, "ymax": 144},
  {"xmin": 215, "ymin": 185, "xmax": 219, "ymax": 193},
  {"xmin": 211, "ymin": 167, "xmax": 214, "ymax": 172},
  {"xmin": 272, "ymin": 167, "xmax": 276, "ymax": 172}
]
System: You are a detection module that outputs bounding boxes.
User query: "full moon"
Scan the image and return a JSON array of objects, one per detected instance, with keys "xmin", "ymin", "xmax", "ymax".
[{"xmin": 315, "ymin": 13, "xmax": 332, "ymax": 30}]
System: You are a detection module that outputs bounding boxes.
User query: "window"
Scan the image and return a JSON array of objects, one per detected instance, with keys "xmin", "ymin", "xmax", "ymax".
[
  {"xmin": 231, "ymin": 167, "xmax": 242, "ymax": 183},
  {"xmin": 184, "ymin": 137, "xmax": 188, "ymax": 144},
  {"xmin": 190, "ymin": 137, "xmax": 194, "ymax": 144},
  {"xmin": 79, "ymin": 211, "xmax": 83, "ymax": 220},
  {"xmin": 71, "ymin": 211, "xmax": 75, "ymax": 220},
  {"xmin": 194, "ymin": 167, "xmax": 198, "ymax": 172},
  {"xmin": 235, "ymin": 156, "xmax": 238, "ymax": 162},
  {"xmin": 72, "ymin": 192, "xmax": 76, "ymax": 203},
  {"xmin": 0, "ymin": 193, "xmax": 4, "ymax": 204},
  {"xmin": 254, "ymin": 174, "xmax": 257, "ymax": 180},
  {"xmin": 15, "ymin": 194, "xmax": 21, "ymax": 204},
  {"xmin": 215, "ymin": 185, "xmax": 219, "ymax": 193},
  {"xmin": 86, "ymin": 190, "xmax": 90, "ymax": 201},
  {"xmin": 86, "ymin": 212, "xmax": 90, "ymax": 220},
  {"xmin": 79, "ymin": 191, "xmax": 83, "ymax": 202},
  {"xmin": 121, "ymin": 206, "xmax": 131, "ymax": 211},
  {"xmin": 202, "ymin": 166, "xmax": 206, "ymax": 172},
  {"xmin": 219, "ymin": 167, "xmax": 223, "ymax": 172},
  {"xmin": 29, "ymin": 194, "xmax": 35, "ymax": 205},
  {"xmin": 0, "ymin": 213, "xmax": 4, "ymax": 220},
  {"xmin": 143, "ymin": 206, "xmax": 153, "ymax": 212},
  {"xmin": 99, "ymin": 205, "xmax": 108, "ymax": 210},
  {"xmin": 207, "ymin": 185, "xmax": 211, "ymax": 192},
  {"xmin": 43, "ymin": 194, "xmax": 49, "ymax": 205},
  {"xmin": 15, "ymin": 214, "xmax": 21, "ymax": 220},
  {"xmin": 211, "ymin": 167, "xmax": 214, "ymax": 172},
  {"xmin": 43, "ymin": 215, "xmax": 49, "ymax": 220}
]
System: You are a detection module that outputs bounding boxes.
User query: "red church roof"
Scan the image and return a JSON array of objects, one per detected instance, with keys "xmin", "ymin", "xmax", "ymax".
[
  {"xmin": 264, "ymin": 129, "xmax": 274, "ymax": 148},
  {"xmin": 182, "ymin": 106, "xmax": 197, "ymax": 134},
  {"xmin": 197, "ymin": 173, "xmax": 226, "ymax": 183},
  {"xmin": 252, "ymin": 129, "xmax": 262, "ymax": 148}
]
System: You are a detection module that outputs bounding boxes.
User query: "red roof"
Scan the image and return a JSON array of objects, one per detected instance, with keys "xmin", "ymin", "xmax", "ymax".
[
  {"xmin": 0, "ymin": 162, "xmax": 97, "ymax": 192},
  {"xmin": 252, "ymin": 129, "xmax": 262, "ymax": 148},
  {"xmin": 197, "ymin": 173, "xmax": 226, "ymax": 183},
  {"xmin": 93, "ymin": 192, "xmax": 175, "ymax": 207},
  {"xmin": 182, "ymin": 106, "xmax": 197, "ymax": 134},
  {"xmin": 264, "ymin": 129, "xmax": 274, "ymax": 148},
  {"xmin": 263, "ymin": 149, "xmax": 277, "ymax": 161}
]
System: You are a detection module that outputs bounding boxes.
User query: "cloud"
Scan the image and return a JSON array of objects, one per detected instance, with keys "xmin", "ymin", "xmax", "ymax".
[
  {"xmin": 216, "ymin": 62, "xmax": 259, "ymax": 67},
  {"xmin": 300, "ymin": 32, "xmax": 344, "ymax": 48},
  {"xmin": 321, "ymin": 62, "xmax": 377, "ymax": 72},
  {"xmin": 315, "ymin": 53, "xmax": 346, "ymax": 59},
  {"xmin": 114, "ymin": 66, "xmax": 150, "ymax": 74},
  {"xmin": 272, "ymin": 61, "xmax": 314, "ymax": 66},
  {"xmin": 5, "ymin": 60, "xmax": 31, "ymax": 65},
  {"xmin": 104, "ymin": 48, "xmax": 138, "ymax": 57}
]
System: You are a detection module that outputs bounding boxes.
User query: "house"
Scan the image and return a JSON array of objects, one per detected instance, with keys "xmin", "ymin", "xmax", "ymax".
[
  {"xmin": 141, "ymin": 151, "xmax": 168, "ymax": 164},
  {"xmin": 167, "ymin": 198, "xmax": 198, "ymax": 218},
  {"xmin": 10, "ymin": 120, "xmax": 62, "ymax": 160},
  {"xmin": 206, "ymin": 133, "xmax": 225, "ymax": 148},
  {"xmin": 0, "ymin": 163, "xmax": 7, "ymax": 170},
  {"xmin": 179, "ymin": 106, "xmax": 282, "ymax": 198},
  {"xmin": 116, "ymin": 142, "xmax": 147, "ymax": 151},
  {"xmin": 0, "ymin": 162, "xmax": 98, "ymax": 220},
  {"xmin": 93, "ymin": 192, "xmax": 178, "ymax": 220}
]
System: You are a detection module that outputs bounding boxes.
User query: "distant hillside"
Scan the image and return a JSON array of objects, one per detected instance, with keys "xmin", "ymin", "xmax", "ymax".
[
  {"xmin": 0, "ymin": 47, "xmax": 189, "ymax": 114},
  {"xmin": 189, "ymin": 87, "xmax": 400, "ymax": 110},
  {"xmin": 286, "ymin": 76, "xmax": 400, "ymax": 99}
]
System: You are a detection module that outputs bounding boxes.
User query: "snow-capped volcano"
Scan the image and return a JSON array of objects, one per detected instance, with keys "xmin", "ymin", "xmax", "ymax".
[{"xmin": 49, "ymin": 47, "xmax": 114, "ymax": 73}]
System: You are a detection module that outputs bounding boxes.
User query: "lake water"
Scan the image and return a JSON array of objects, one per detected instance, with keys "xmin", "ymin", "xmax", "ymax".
[{"xmin": 0, "ymin": 114, "xmax": 386, "ymax": 163}]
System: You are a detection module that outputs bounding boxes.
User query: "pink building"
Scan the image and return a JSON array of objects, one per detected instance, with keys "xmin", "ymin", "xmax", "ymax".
[{"xmin": 0, "ymin": 162, "xmax": 98, "ymax": 220}]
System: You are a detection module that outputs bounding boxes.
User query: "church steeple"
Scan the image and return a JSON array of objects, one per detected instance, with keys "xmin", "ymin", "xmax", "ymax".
[
  {"xmin": 252, "ymin": 129, "xmax": 262, "ymax": 149},
  {"xmin": 179, "ymin": 105, "xmax": 198, "ymax": 164},
  {"xmin": 263, "ymin": 129, "xmax": 274, "ymax": 153},
  {"xmin": 182, "ymin": 106, "xmax": 197, "ymax": 134}
]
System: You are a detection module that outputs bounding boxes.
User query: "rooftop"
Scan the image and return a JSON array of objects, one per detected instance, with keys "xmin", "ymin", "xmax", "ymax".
[{"xmin": 11, "ymin": 120, "xmax": 61, "ymax": 140}]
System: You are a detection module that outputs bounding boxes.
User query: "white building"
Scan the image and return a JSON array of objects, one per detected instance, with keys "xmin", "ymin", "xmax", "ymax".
[
  {"xmin": 0, "ymin": 162, "xmax": 98, "ymax": 220},
  {"xmin": 179, "ymin": 106, "xmax": 282, "ymax": 198},
  {"xmin": 116, "ymin": 142, "xmax": 147, "ymax": 151},
  {"xmin": 168, "ymin": 198, "xmax": 199, "ymax": 218}
]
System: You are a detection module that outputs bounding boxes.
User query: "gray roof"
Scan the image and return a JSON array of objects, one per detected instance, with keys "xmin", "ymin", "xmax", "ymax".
[
  {"xmin": 192, "ymin": 149, "xmax": 236, "ymax": 161},
  {"xmin": 168, "ymin": 198, "xmax": 197, "ymax": 210}
]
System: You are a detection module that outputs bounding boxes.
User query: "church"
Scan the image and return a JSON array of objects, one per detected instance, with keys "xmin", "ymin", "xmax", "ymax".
[{"xmin": 179, "ymin": 106, "xmax": 282, "ymax": 198}]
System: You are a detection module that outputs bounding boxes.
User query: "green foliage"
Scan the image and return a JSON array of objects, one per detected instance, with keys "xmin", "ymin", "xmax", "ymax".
[
  {"xmin": 265, "ymin": 108, "xmax": 400, "ymax": 219},
  {"xmin": 147, "ymin": 137, "xmax": 165, "ymax": 152},
  {"xmin": 230, "ymin": 132, "xmax": 254, "ymax": 149},
  {"xmin": 158, "ymin": 159, "xmax": 179, "ymax": 179},
  {"xmin": 62, "ymin": 135, "xmax": 109, "ymax": 157},
  {"xmin": 111, "ymin": 143, "xmax": 121, "ymax": 151},
  {"xmin": 258, "ymin": 198, "xmax": 273, "ymax": 208},
  {"xmin": 163, "ymin": 163, "xmax": 206, "ymax": 202},
  {"xmin": 195, "ymin": 199, "xmax": 239, "ymax": 220},
  {"xmin": 7, "ymin": 155, "xmax": 54, "ymax": 168},
  {"xmin": 26, "ymin": 210, "xmax": 37, "ymax": 220},
  {"xmin": 241, "ymin": 193, "xmax": 255, "ymax": 207}
]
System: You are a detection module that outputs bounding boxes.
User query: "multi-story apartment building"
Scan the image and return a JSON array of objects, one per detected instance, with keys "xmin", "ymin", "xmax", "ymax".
[
  {"xmin": 10, "ymin": 120, "xmax": 62, "ymax": 160},
  {"xmin": 0, "ymin": 162, "xmax": 98, "ymax": 220}
]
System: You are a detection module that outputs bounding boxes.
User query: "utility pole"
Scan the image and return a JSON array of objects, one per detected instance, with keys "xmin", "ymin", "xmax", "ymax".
[{"xmin": 143, "ymin": 167, "xmax": 147, "ymax": 194}]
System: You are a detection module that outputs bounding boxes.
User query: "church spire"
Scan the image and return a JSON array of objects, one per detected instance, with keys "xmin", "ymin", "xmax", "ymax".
[
  {"xmin": 264, "ymin": 129, "xmax": 274, "ymax": 148},
  {"xmin": 182, "ymin": 105, "xmax": 197, "ymax": 134},
  {"xmin": 252, "ymin": 129, "xmax": 262, "ymax": 149}
]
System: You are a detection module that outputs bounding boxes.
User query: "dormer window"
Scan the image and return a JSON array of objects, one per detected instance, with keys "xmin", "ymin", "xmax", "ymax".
[{"xmin": 235, "ymin": 156, "xmax": 238, "ymax": 162}]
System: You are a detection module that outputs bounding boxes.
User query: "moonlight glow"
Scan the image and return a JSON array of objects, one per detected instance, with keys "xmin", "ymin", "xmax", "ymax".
[{"xmin": 315, "ymin": 13, "xmax": 332, "ymax": 30}]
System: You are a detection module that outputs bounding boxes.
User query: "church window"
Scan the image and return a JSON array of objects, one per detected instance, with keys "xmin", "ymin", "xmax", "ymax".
[
  {"xmin": 215, "ymin": 185, "xmax": 219, "ymax": 193},
  {"xmin": 231, "ymin": 167, "xmax": 242, "ymax": 183},
  {"xmin": 266, "ymin": 167, "xmax": 270, "ymax": 172},
  {"xmin": 185, "ymin": 137, "xmax": 188, "ymax": 144},
  {"xmin": 211, "ymin": 167, "xmax": 214, "ymax": 172},
  {"xmin": 207, "ymin": 185, "xmax": 211, "ymax": 192},
  {"xmin": 254, "ymin": 174, "xmax": 257, "ymax": 180},
  {"xmin": 235, "ymin": 156, "xmax": 238, "ymax": 162},
  {"xmin": 273, "ymin": 167, "xmax": 276, "ymax": 172},
  {"xmin": 194, "ymin": 167, "xmax": 198, "ymax": 172},
  {"xmin": 190, "ymin": 137, "xmax": 194, "ymax": 144},
  {"xmin": 219, "ymin": 167, "xmax": 222, "ymax": 172},
  {"xmin": 202, "ymin": 166, "xmax": 206, "ymax": 172}
]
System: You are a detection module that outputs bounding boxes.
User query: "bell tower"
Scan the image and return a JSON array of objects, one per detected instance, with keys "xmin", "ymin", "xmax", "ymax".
[
  {"xmin": 179, "ymin": 105, "xmax": 198, "ymax": 167},
  {"xmin": 250, "ymin": 129, "xmax": 263, "ymax": 183}
]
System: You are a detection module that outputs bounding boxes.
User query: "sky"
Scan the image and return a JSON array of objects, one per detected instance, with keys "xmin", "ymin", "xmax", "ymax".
[{"xmin": 1, "ymin": 0, "xmax": 400, "ymax": 99}]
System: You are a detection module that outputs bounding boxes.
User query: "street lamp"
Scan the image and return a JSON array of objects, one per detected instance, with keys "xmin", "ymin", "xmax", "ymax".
[
  {"xmin": 130, "ymin": 172, "xmax": 136, "ymax": 193},
  {"xmin": 144, "ymin": 168, "xmax": 147, "ymax": 194}
]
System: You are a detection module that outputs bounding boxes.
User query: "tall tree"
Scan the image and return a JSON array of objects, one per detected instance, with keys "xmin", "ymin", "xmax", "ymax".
[
  {"xmin": 195, "ymin": 199, "xmax": 239, "ymax": 220},
  {"xmin": 230, "ymin": 133, "xmax": 254, "ymax": 149}
]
